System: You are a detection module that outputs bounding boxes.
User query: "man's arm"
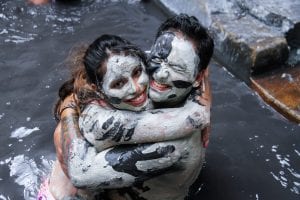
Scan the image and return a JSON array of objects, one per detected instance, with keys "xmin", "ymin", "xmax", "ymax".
[{"xmin": 80, "ymin": 98, "xmax": 209, "ymax": 151}]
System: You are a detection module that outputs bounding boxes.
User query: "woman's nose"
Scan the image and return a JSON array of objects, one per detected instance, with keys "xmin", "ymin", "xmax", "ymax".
[{"xmin": 128, "ymin": 79, "xmax": 139, "ymax": 95}]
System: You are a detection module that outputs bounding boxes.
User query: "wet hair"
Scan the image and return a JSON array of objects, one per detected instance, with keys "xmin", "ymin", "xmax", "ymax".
[
  {"xmin": 155, "ymin": 14, "xmax": 214, "ymax": 71},
  {"xmin": 54, "ymin": 34, "xmax": 147, "ymax": 121},
  {"xmin": 83, "ymin": 34, "xmax": 147, "ymax": 87}
]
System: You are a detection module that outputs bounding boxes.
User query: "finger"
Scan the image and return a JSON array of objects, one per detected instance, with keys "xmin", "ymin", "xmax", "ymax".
[
  {"xmin": 203, "ymin": 140, "xmax": 209, "ymax": 148},
  {"xmin": 197, "ymin": 96, "xmax": 209, "ymax": 106},
  {"xmin": 201, "ymin": 125, "xmax": 211, "ymax": 148},
  {"xmin": 143, "ymin": 145, "xmax": 175, "ymax": 160},
  {"xmin": 156, "ymin": 145, "xmax": 175, "ymax": 155}
]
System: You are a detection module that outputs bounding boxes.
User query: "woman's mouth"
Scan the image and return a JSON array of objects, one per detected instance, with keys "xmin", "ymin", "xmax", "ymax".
[
  {"xmin": 124, "ymin": 89, "xmax": 148, "ymax": 107},
  {"xmin": 150, "ymin": 80, "xmax": 171, "ymax": 92}
]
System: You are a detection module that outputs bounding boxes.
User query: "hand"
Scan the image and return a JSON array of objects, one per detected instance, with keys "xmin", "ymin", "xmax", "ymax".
[
  {"xmin": 201, "ymin": 125, "xmax": 211, "ymax": 148},
  {"xmin": 105, "ymin": 143, "xmax": 180, "ymax": 181},
  {"xmin": 195, "ymin": 68, "xmax": 211, "ymax": 107},
  {"xmin": 197, "ymin": 68, "xmax": 212, "ymax": 148}
]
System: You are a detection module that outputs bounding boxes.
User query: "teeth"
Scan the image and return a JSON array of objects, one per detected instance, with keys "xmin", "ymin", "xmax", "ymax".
[
  {"xmin": 129, "ymin": 92, "xmax": 145, "ymax": 103},
  {"xmin": 135, "ymin": 93, "xmax": 143, "ymax": 101},
  {"xmin": 152, "ymin": 81, "xmax": 169, "ymax": 89}
]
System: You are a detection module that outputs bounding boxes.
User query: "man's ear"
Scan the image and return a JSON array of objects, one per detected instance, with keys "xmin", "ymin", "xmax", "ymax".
[{"xmin": 193, "ymin": 70, "xmax": 205, "ymax": 88}]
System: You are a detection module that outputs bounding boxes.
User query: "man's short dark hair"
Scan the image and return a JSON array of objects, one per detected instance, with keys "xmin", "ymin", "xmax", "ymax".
[{"xmin": 156, "ymin": 14, "xmax": 214, "ymax": 71}]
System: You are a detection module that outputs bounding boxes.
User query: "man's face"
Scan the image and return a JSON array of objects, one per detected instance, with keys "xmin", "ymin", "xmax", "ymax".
[
  {"xmin": 101, "ymin": 54, "xmax": 149, "ymax": 111},
  {"xmin": 149, "ymin": 32, "xmax": 200, "ymax": 104}
]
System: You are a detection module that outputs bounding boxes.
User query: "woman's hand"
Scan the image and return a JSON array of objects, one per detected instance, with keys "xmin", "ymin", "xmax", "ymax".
[
  {"xmin": 196, "ymin": 68, "xmax": 211, "ymax": 108},
  {"xmin": 195, "ymin": 68, "xmax": 212, "ymax": 148}
]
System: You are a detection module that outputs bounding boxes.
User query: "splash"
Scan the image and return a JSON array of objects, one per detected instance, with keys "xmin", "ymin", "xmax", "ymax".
[
  {"xmin": 4, "ymin": 35, "xmax": 35, "ymax": 44},
  {"xmin": 10, "ymin": 127, "xmax": 40, "ymax": 139},
  {"xmin": 270, "ymin": 145, "xmax": 300, "ymax": 195},
  {"xmin": 0, "ymin": 195, "xmax": 11, "ymax": 200},
  {"xmin": 8, "ymin": 155, "xmax": 53, "ymax": 200}
]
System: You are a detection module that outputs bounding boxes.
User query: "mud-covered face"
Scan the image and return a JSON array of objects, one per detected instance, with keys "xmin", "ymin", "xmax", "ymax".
[
  {"xmin": 101, "ymin": 54, "xmax": 149, "ymax": 111},
  {"xmin": 149, "ymin": 32, "xmax": 200, "ymax": 104}
]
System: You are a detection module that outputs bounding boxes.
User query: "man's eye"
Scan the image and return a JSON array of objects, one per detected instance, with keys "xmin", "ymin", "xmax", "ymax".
[
  {"xmin": 170, "ymin": 64, "xmax": 183, "ymax": 71},
  {"xmin": 110, "ymin": 79, "xmax": 127, "ymax": 89},
  {"xmin": 151, "ymin": 58, "xmax": 161, "ymax": 64},
  {"xmin": 132, "ymin": 66, "xmax": 142, "ymax": 78}
]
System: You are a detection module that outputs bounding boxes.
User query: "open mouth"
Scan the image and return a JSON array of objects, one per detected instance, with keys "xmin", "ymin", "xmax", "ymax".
[
  {"xmin": 150, "ymin": 80, "xmax": 171, "ymax": 92},
  {"xmin": 124, "ymin": 89, "xmax": 148, "ymax": 107}
]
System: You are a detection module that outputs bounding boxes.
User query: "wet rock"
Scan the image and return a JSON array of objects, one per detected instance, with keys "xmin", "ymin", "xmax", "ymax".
[
  {"xmin": 153, "ymin": 0, "xmax": 211, "ymax": 27},
  {"xmin": 210, "ymin": 13, "xmax": 288, "ymax": 82},
  {"xmin": 251, "ymin": 65, "xmax": 300, "ymax": 123}
]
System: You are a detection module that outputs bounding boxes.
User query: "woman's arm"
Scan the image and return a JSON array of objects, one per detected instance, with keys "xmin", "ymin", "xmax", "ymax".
[
  {"xmin": 80, "ymin": 98, "xmax": 209, "ymax": 151},
  {"xmin": 56, "ymin": 99, "xmax": 181, "ymax": 189}
]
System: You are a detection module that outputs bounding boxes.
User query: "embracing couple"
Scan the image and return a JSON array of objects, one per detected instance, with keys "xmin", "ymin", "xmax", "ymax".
[{"xmin": 39, "ymin": 14, "xmax": 214, "ymax": 200}]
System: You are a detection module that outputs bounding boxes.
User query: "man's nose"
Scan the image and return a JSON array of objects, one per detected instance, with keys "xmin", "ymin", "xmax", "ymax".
[{"xmin": 154, "ymin": 64, "xmax": 169, "ymax": 81}]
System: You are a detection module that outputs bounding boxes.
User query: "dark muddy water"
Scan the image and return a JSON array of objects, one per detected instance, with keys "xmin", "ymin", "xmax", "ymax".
[{"xmin": 0, "ymin": 1, "xmax": 299, "ymax": 200}]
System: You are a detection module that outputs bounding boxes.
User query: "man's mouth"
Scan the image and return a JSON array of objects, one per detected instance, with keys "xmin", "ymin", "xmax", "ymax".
[
  {"xmin": 124, "ymin": 89, "xmax": 148, "ymax": 107},
  {"xmin": 150, "ymin": 80, "xmax": 171, "ymax": 92}
]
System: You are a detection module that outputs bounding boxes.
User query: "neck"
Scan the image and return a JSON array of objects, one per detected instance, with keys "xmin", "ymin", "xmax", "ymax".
[{"xmin": 153, "ymin": 95, "xmax": 187, "ymax": 108}]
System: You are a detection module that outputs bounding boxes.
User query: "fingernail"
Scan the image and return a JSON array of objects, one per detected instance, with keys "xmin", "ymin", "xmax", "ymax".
[{"xmin": 204, "ymin": 140, "xmax": 209, "ymax": 148}]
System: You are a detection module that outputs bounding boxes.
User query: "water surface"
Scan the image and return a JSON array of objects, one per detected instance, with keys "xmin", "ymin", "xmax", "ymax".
[{"xmin": 0, "ymin": 1, "xmax": 299, "ymax": 200}]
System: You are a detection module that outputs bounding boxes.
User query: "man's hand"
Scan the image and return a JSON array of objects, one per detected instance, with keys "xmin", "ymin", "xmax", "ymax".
[{"xmin": 105, "ymin": 143, "xmax": 181, "ymax": 181}]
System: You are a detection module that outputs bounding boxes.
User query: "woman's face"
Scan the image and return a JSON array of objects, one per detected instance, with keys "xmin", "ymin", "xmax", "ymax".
[{"xmin": 101, "ymin": 54, "xmax": 149, "ymax": 111}]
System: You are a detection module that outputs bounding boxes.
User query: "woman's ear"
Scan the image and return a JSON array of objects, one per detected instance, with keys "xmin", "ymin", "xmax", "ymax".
[
  {"xmin": 193, "ymin": 70, "xmax": 205, "ymax": 88},
  {"xmin": 90, "ymin": 83, "xmax": 98, "ymax": 90}
]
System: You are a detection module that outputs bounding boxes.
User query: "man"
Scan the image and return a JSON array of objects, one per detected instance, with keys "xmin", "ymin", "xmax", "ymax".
[
  {"xmin": 52, "ymin": 14, "xmax": 213, "ymax": 199},
  {"xmin": 114, "ymin": 14, "xmax": 214, "ymax": 199}
]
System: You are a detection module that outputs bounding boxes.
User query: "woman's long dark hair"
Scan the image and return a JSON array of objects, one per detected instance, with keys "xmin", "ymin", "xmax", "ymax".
[{"xmin": 54, "ymin": 34, "xmax": 147, "ymax": 121}]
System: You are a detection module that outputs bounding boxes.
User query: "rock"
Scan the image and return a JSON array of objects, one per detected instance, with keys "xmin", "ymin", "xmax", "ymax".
[{"xmin": 251, "ymin": 65, "xmax": 300, "ymax": 123}]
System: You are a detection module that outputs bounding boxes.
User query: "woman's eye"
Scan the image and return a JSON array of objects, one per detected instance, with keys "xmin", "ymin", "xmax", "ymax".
[
  {"xmin": 110, "ymin": 79, "xmax": 127, "ymax": 89},
  {"xmin": 132, "ymin": 66, "xmax": 142, "ymax": 77}
]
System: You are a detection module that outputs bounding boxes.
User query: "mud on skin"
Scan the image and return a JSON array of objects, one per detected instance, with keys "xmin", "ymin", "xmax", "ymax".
[{"xmin": 105, "ymin": 143, "xmax": 179, "ymax": 180}]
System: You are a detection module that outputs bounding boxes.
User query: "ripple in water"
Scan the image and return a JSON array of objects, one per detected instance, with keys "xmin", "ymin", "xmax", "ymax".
[
  {"xmin": 0, "ymin": 0, "xmax": 143, "ymax": 44},
  {"xmin": 10, "ymin": 127, "xmax": 40, "ymax": 139},
  {"xmin": 270, "ymin": 145, "xmax": 300, "ymax": 194}
]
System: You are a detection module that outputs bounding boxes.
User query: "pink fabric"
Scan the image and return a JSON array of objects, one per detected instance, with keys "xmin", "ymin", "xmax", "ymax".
[{"xmin": 37, "ymin": 178, "xmax": 55, "ymax": 200}]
